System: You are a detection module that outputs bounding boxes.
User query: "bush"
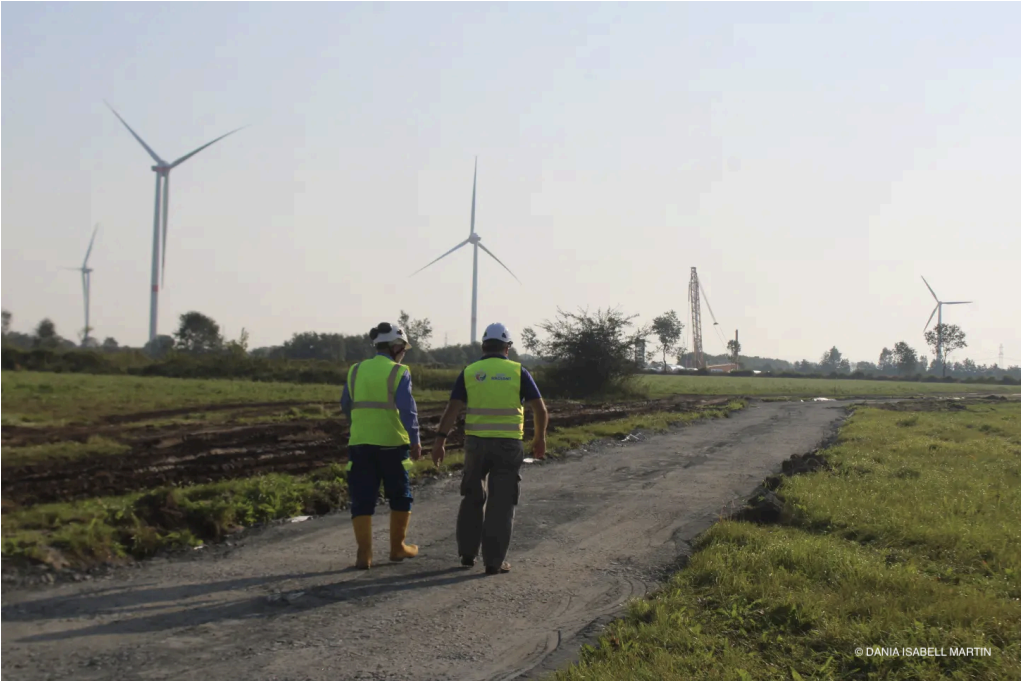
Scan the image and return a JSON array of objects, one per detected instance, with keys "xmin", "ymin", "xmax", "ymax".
[{"xmin": 523, "ymin": 308, "xmax": 648, "ymax": 398}]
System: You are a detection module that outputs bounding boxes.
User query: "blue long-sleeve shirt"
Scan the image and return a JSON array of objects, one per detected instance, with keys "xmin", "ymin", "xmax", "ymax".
[
  {"xmin": 340, "ymin": 353, "xmax": 420, "ymax": 445},
  {"xmin": 449, "ymin": 354, "xmax": 543, "ymax": 403}
]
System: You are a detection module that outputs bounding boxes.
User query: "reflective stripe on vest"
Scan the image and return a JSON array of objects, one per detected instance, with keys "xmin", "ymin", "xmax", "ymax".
[
  {"xmin": 463, "ymin": 357, "xmax": 523, "ymax": 439},
  {"xmin": 347, "ymin": 355, "xmax": 411, "ymax": 447}
]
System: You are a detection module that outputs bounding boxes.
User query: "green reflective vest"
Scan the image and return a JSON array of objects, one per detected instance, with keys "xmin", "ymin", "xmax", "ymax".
[
  {"xmin": 347, "ymin": 355, "xmax": 411, "ymax": 447},
  {"xmin": 463, "ymin": 357, "xmax": 524, "ymax": 439}
]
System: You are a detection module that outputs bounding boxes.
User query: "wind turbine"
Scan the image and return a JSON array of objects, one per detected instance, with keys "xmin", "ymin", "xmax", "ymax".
[
  {"xmin": 63, "ymin": 224, "xmax": 100, "ymax": 344},
  {"xmin": 922, "ymin": 276, "xmax": 971, "ymax": 376},
  {"xmin": 411, "ymin": 158, "xmax": 521, "ymax": 344},
  {"xmin": 105, "ymin": 101, "xmax": 245, "ymax": 342}
]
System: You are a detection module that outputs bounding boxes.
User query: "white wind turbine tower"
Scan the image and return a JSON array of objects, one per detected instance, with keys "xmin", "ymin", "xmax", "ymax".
[
  {"xmin": 922, "ymin": 276, "xmax": 972, "ymax": 376},
  {"xmin": 105, "ymin": 101, "xmax": 246, "ymax": 342},
  {"xmin": 411, "ymin": 158, "xmax": 521, "ymax": 344},
  {"xmin": 63, "ymin": 224, "xmax": 100, "ymax": 344}
]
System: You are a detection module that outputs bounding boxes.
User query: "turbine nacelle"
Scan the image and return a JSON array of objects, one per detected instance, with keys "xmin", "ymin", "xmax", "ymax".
[{"xmin": 469, "ymin": 233, "xmax": 481, "ymax": 244}]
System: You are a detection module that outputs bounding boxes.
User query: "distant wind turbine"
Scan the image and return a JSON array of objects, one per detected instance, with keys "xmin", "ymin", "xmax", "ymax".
[
  {"xmin": 922, "ymin": 276, "xmax": 971, "ymax": 376},
  {"xmin": 63, "ymin": 224, "xmax": 100, "ymax": 344},
  {"xmin": 411, "ymin": 158, "xmax": 521, "ymax": 344},
  {"xmin": 105, "ymin": 101, "xmax": 246, "ymax": 342}
]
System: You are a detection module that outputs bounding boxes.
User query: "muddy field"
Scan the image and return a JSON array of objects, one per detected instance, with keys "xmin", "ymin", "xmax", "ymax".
[{"xmin": 2, "ymin": 396, "xmax": 730, "ymax": 508}]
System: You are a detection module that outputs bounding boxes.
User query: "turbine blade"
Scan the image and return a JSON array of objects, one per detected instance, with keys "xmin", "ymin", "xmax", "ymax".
[
  {"xmin": 921, "ymin": 275, "xmax": 939, "ymax": 302},
  {"xmin": 169, "ymin": 125, "xmax": 247, "ymax": 168},
  {"xmin": 469, "ymin": 156, "xmax": 478, "ymax": 237},
  {"xmin": 944, "ymin": 301, "xmax": 972, "ymax": 305},
  {"xmin": 477, "ymin": 241, "xmax": 521, "ymax": 284},
  {"xmin": 411, "ymin": 239, "xmax": 470, "ymax": 276},
  {"xmin": 161, "ymin": 175, "xmax": 170, "ymax": 287},
  {"xmin": 105, "ymin": 101, "xmax": 165, "ymax": 165},
  {"xmin": 83, "ymin": 223, "xmax": 99, "ymax": 268},
  {"xmin": 924, "ymin": 304, "xmax": 938, "ymax": 332}
]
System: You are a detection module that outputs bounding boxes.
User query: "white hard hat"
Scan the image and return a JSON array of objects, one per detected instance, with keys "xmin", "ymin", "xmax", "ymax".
[
  {"xmin": 482, "ymin": 322, "xmax": 513, "ymax": 345},
  {"xmin": 370, "ymin": 322, "xmax": 412, "ymax": 349}
]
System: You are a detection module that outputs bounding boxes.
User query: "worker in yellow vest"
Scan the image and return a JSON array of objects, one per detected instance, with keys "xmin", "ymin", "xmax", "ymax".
[
  {"xmin": 431, "ymin": 323, "xmax": 548, "ymax": 575},
  {"xmin": 340, "ymin": 322, "xmax": 422, "ymax": 569}
]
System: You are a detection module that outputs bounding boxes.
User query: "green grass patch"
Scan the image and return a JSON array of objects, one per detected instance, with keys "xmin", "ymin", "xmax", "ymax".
[
  {"xmin": 1, "ymin": 371, "xmax": 448, "ymax": 426},
  {"xmin": 1, "ymin": 469, "xmax": 352, "ymax": 568},
  {"xmin": 637, "ymin": 374, "xmax": 1020, "ymax": 399},
  {"xmin": 557, "ymin": 401, "xmax": 1021, "ymax": 681},
  {"xmin": 544, "ymin": 400, "xmax": 746, "ymax": 453},
  {"xmin": 1, "ymin": 403, "xmax": 744, "ymax": 570},
  {"xmin": 3, "ymin": 436, "xmax": 131, "ymax": 467}
]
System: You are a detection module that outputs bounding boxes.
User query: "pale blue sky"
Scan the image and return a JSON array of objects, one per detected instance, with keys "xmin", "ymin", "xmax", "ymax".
[{"xmin": 2, "ymin": 2, "xmax": 1020, "ymax": 365}]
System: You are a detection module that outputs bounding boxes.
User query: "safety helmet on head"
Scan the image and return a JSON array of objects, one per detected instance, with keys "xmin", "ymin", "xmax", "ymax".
[
  {"xmin": 369, "ymin": 322, "xmax": 412, "ymax": 350},
  {"xmin": 482, "ymin": 322, "xmax": 513, "ymax": 346}
]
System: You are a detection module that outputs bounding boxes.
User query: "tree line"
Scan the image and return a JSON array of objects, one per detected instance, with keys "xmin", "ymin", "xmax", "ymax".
[
  {"xmin": 2, "ymin": 307, "xmax": 1019, "ymax": 395},
  {"xmin": 1, "ymin": 307, "xmax": 649, "ymax": 398},
  {"xmin": 642, "ymin": 308, "xmax": 1017, "ymax": 380},
  {"xmin": 0, "ymin": 309, "xmax": 540, "ymax": 367}
]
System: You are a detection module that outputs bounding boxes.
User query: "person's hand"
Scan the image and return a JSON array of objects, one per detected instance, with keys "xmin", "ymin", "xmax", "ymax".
[
  {"xmin": 432, "ymin": 440, "xmax": 447, "ymax": 467},
  {"xmin": 410, "ymin": 443, "xmax": 422, "ymax": 461},
  {"xmin": 532, "ymin": 437, "xmax": 546, "ymax": 460}
]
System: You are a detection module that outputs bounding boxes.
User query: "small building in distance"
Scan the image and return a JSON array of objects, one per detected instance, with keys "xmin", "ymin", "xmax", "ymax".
[{"xmin": 706, "ymin": 363, "xmax": 739, "ymax": 373}]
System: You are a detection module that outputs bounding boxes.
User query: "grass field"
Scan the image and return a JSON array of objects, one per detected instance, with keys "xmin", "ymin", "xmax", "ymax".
[
  {"xmin": 638, "ymin": 373, "xmax": 1019, "ymax": 398},
  {"xmin": 557, "ymin": 400, "xmax": 1021, "ymax": 680},
  {"xmin": 3, "ymin": 371, "xmax": 1016, "ymax": 428},
  {"xmin": 1, "ymin": 402, "xmax": 745, "ymax": 569},
  {"xmin": 0, "ymin": 371, "xmax": 451, "ymax": 426}
]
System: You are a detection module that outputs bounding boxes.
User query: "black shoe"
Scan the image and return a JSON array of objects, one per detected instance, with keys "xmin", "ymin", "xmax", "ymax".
[
  {"xmin": 485, "ymin": 562, "xmax": 511, "ymax": 575},
  {"xmin": 460, "ymin": 555, "xmax": 476, "ymax": 568}
]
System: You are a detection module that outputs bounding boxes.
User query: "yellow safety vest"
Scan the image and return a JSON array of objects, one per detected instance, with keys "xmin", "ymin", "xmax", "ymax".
[
  {"xmin": 347, "ymin": 355, "xmax": 411, "ymax": 447},
  {"xmin": 463, "ymin": 357, "xmax": 524, "ymax": 439}
]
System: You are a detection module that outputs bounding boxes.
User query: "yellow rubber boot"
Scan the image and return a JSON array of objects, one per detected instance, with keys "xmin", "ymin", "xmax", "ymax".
[
  {"xmin": 389, "ymin": 511, "xmax": 419, "ymax": 561},
  {"xmin": 352, "ymin": 515, "xmax": 373, "ymax": 569}
]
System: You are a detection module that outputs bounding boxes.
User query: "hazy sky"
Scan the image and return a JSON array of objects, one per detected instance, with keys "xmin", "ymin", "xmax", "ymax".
[{"xmin": 2, "ymin": 2, "xmax": 1020, "ymax": 365}]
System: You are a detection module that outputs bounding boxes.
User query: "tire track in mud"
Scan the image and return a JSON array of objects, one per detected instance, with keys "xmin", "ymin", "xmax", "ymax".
[
  {"xmin": 2, "ymin": 397, "xmax": 731, "ymax": 508},
  {"xmin": 2, "ymin": 400, "xmax": 851, "ymax": 681}
]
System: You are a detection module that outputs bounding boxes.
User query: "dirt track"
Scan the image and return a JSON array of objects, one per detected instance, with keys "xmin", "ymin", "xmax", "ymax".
[
  {"xmin": 1, "ymin": 396, "xmax": 730, "ymax": 508},
  {"xmin": 1, "ymin": 400, "xmax": 851, "ymax": 681}
]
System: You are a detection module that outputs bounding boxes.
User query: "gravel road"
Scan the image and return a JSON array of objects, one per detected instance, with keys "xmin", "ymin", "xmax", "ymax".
[{"xmin": 2, "ymin": 400, "xmax": 851, "ymax": 681}]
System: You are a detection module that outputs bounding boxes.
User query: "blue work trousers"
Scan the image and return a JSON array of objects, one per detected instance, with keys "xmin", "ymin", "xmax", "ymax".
[{"xmin": 347, "ymin": 444, "xmax": 413, "ymax": 517}]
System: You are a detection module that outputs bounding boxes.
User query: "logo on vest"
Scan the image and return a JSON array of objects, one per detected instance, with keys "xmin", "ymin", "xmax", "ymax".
[
  {"xmin": 491, "ymin": 373, "xmax": 512, "ymax": 381},
  {"xmin": 474, "ymin": 372, "xmax": 488, "ymax": 382}
]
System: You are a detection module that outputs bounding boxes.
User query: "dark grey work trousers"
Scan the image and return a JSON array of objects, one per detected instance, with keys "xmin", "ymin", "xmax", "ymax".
[{"xmin": 456, "ymin": 436, "xmax": 524, "ymax": 568}]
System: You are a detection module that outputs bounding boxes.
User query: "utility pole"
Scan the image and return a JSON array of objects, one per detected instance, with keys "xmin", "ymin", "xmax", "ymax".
[
  {"xmin": 689, "ymin": 267, "xmax": 705, "ymax": 369},
  {"xmin": 734, "ymin": 328, "xmax": 739, "ymax": 370}
]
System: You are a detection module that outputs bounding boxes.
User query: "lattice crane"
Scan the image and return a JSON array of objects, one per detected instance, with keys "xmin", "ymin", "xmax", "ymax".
[
  {"xmin": 689, "ymin": 266, "xmax": 727, "ymax": 370},
  {"xmin": 689, "ymin": 267, "xmax": 704, "ymax": 369}
]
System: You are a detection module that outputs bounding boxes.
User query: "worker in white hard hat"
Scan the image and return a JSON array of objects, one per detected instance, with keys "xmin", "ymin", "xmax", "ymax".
[
  {"xmin": 431, "ymin": 322, "xmax": 549, "ymax": 574},
  {"xmin": 339, "ymin": 321, "xmax": 422, "ymax": 570}
]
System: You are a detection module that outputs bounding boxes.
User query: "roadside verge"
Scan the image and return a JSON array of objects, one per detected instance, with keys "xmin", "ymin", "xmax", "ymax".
[{"xmin": 555, "ymin": 399, "xmax": 1020, "ymax": 680}]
